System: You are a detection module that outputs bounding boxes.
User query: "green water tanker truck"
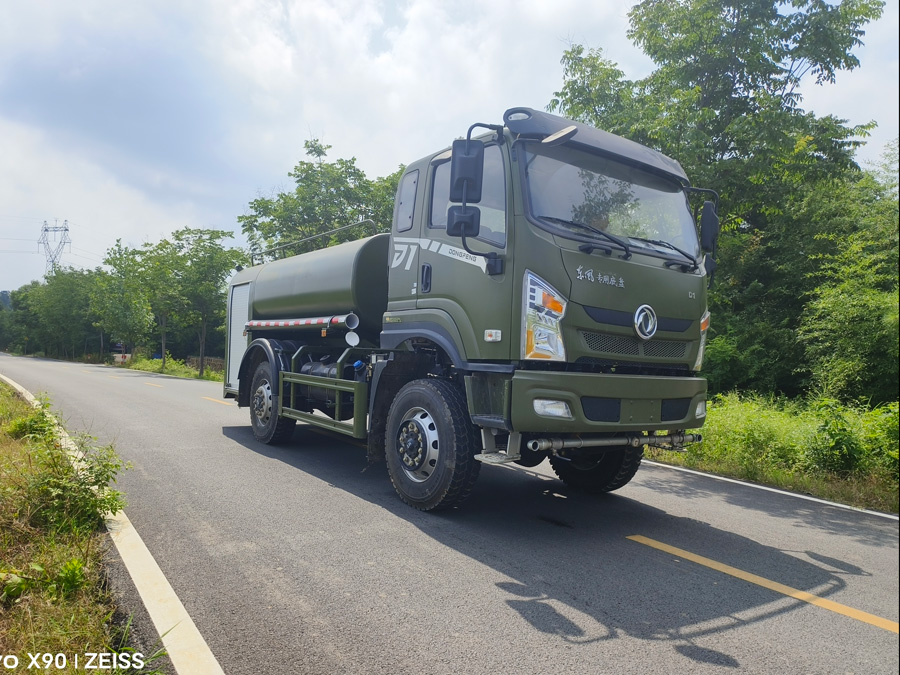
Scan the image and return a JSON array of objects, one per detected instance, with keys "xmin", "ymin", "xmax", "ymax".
[{"xmin": 224, "ymin": 106, "xmax": 720, "ymax": 511}]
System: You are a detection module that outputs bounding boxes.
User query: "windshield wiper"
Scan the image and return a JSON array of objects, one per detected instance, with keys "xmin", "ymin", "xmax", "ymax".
[
  {"xmin": 537, "ymin": 216, "xmax": 632, "ymax": 260},
  {"xmin": 629, "ymin": 237, "xmax": 699, "ymax": 271}
]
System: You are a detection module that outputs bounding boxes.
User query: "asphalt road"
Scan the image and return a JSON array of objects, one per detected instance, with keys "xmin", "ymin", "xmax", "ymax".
[{"xmin": 1, "ymin": 353, "xmax": 897, "ymax": 674}]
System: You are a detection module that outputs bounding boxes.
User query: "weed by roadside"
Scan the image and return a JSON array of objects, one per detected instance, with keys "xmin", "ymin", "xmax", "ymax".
[
  {"xmin": 0, "ymin": 384, "xmax": 165, "ymax": 673},
  {"xmin": 125, "ymin": 352, "xmax": 223, "ymax": 382},
  {"xmin": 646, "ymin": 393, "xmax": 899, "ymax": 514}
]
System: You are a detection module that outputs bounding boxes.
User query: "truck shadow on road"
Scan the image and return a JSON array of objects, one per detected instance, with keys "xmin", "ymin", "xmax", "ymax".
[
  {"xmin": 222, "ymin": 423, "xmax": 880, "ymax": 671},
  {"xmin": 635, "ymin": 463, "xmax": 898, "ymax": 549}
]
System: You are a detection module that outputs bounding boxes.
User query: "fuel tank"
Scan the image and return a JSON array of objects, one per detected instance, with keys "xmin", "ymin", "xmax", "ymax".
[{"xmin": 238, "ymin": 234, "xmax": 390, "ymax": 338}]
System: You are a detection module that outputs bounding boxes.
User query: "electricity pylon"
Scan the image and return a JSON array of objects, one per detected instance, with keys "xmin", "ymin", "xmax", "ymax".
[{"xmin": 38, "ymin": 220, "xmax": 71, "ymax": 274}]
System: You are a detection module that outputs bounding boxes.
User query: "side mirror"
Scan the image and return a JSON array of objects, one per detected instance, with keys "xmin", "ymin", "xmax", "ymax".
[
  {"xmin": 447, "ymin": 205, "xmax": 481, "ymax": 237},
  {"xmin": 700, "ymin": 201, "xmax": 719, "ymax": 253},
  {"xmin": 449, "ymin": 139, "xmax": 484, "ymax": 204}
]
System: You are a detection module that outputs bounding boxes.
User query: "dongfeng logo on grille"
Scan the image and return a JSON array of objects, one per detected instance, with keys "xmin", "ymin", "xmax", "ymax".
[{"xmin": 634, "ymin": 304, "xmax": 658, "ymax": 340}]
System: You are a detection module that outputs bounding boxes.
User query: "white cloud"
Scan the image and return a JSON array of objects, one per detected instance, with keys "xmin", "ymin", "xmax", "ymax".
[
  {"xmin": 0, "ymin": 117, "xmax": 218, "ymax": 288},
  {"xmin": 0, "ymin": 0, "xmax": 896, "ymax": 292}
]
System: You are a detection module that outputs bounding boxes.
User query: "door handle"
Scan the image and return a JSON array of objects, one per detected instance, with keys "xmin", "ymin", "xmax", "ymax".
[{"xmin": 421, "ymin": 263, "xmax": 432, "ymax": 293}]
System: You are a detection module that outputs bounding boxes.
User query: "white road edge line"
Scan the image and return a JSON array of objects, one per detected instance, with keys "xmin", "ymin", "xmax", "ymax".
[
  {"xmin": 0, "ymin": 373, "xmax": 226, "ymax": 675},
  {"xmin": 104, "ymin": 511, "xmax": 226, "ymax": 674},
  {"xmin": 642, "ymin": 459, "xmax": 899, "ymax": 521}
]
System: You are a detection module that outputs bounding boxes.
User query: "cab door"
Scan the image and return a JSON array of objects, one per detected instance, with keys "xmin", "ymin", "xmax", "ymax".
[
  {"xmin": 387, "ymin": 168, "xmax": 422, "ymax": 313},
  {"xmin": 415, "ymin": 143, "xmax": 514, "ymax": 362}
]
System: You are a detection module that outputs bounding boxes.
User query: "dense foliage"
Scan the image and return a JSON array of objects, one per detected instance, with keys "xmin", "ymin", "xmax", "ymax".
[
  {"xmin": 550, "ymin": 0, "xmax": 897, "ymax": 402},
  {"xmin": 238, "ymin": 139, "xmax": 403, "ymax": 261},
  {"xmin": 0, "ymin": 228, "xmax": 244, "ymax": 375}
]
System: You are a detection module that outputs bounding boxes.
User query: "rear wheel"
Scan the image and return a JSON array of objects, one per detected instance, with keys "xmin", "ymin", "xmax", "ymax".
[
  {"xmin": 549, "ymin": 446, "xmax": 643, "ymax": 493},
  {"xmin": 249, "ymin": 362, "xmax": 296, "ymax": 444},
  {"xmin": 385, "ymin": 378, "xmax": 480, "ymax": 511}
]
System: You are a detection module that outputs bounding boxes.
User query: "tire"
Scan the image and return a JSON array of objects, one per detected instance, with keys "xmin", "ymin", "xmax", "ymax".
[
  {"xmin": 549, "ymin": 446, "xmax": 643, "ymax": 494},
  {"xmin": 249, "ymin": 362, "xmax": 296, "ymax": 444},
  {"xmin": 385, "ymin": 378, "xmax": 480, "ymax": 511}
]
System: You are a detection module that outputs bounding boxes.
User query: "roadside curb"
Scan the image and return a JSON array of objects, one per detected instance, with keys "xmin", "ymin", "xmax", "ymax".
[{"xmin": 0, "ymin": 373, "xmax": 226, "ymax": 675}]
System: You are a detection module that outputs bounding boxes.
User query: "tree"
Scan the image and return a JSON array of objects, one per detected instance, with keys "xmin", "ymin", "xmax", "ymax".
[
  {"xmin": 6, "ymin": 282, "xmax": 44, "ymax": 355},
  {"xmin": 239, "ymin": 140, "xmax": 402, "ymax": 260},
  {"xmin": 798, "ymin": 140, "xmax": 899, "ymax": 403},
  {"xmin": 93, "ymin": 241, "xmax": 153, "ymax": 355},
  {"xmin": 0, "ymin": 299, "xmax": 11, "ymax": 351},
  {"xmin": 549, "ymin": 0, "xmax": 885, "ymax": 396},
  {"xmin": 139, "ymin": 238, "xmax": 187, "ymax": 371},
  {"xmin": 32, "ymin": 269, "xmax": 101, "ymax": 359},
  {"xmin": 174, "ymin": 228, "xmax": 246, "ymax": 377}
]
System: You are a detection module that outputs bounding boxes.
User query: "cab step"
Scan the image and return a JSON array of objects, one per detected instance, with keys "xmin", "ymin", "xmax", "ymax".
[{"xmin": 474, "ymin": 452, "xmax": 521, "ymax": 465}]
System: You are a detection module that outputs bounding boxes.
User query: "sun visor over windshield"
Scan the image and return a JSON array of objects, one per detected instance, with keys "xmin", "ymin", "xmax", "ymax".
[{"xmin": 503, "ymin": 107, "xmax": 689, "ymax": 186}]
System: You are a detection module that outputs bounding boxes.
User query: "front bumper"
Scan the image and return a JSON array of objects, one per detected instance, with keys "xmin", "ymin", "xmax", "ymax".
[{"xmin": 507, "ymin": 370, "xmax": 707, "ymax": 433}]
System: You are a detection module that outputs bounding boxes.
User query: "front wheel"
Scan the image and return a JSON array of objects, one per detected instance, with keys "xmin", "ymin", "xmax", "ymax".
[
  {"xmin": 249, "ymin": 362, "xmax": 296, "ymax": 444},
  {"xmin": 549, "ymin": 446, "xmax": 643, "ymax": 493},
  {"xmin": 385, "ymin": 379, "xmax": 480, "ymax": 511}
]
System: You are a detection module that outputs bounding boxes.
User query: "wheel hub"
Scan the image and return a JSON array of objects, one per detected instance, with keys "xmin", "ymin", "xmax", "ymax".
[
  {"xmin": 252, "ymin": 380, "xmax": 272, "ymax": 424},
  {"xmin": 395, "ymin": 407, "xmax": 439, "ymax": 482},
  {"xmin": 398, "ymin": 420, "xmax": 426, "ymax": 471}
]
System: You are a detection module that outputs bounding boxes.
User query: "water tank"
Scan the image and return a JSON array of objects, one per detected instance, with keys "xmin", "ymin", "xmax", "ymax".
[{"xmin": 240, "ymin": 234, "xmax": 389, "ymax": 338}]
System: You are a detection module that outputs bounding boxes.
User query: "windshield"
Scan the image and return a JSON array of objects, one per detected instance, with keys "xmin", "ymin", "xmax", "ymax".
[{"xmin": 523, "ymin": 145, "xmax": 700, "ymax": 259}]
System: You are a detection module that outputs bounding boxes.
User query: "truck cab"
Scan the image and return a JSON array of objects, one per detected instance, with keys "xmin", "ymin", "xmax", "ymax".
[{"xmin": 382, "ymin": 108, "xmax": 714, "ymax": 456}]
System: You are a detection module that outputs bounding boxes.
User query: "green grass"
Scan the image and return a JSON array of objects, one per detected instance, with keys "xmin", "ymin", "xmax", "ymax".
[
  {"xmin": 125, "ymin": 352, "xmax": 223, "ymax": 382},
  {"xmin": 646, "ymin": 393, "xmax": 899, "ymax": 514},
  {"xmin": 0, "ymin": 384, "xmax": 165, "ymax": 672}
]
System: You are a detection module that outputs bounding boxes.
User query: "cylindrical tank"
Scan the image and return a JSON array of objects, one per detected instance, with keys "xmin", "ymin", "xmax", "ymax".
[{"xmin": 238, "ymin": 234, "xmax": 389, "ymax": 339}]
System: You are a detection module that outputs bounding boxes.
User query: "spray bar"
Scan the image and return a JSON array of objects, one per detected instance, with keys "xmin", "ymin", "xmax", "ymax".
[{"xmin": 527, "ymin": 432, "xmax": 702, "ymax": 453}]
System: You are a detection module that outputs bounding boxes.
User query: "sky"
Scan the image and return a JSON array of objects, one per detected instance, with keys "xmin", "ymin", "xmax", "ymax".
[{"xmin": 1, "ymin": 0, "xmax": 897, "ymax": 292}]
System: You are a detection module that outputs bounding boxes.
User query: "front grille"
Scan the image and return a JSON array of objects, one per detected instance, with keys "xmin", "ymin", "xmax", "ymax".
[
  {"xmin": 574, "ymin": 357, "xmax": 691, "ymax": 377},
  {"xmin": 581, "ymin": 331, "xmax": 687, "ymax": 359},
  {"xmin": 643, "ymin": 340, "xmax": 689, "ymax": 358},
  {"xmin": 582, "ymin": 332, "xmax": 640, "ymax": 356}
]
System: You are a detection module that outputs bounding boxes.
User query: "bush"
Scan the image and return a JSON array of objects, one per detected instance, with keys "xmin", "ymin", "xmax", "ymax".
[
  {"xmin": 127, "ymin": 351, "xmax": 223, "ymax": 381},
  {"xmin": 861, "ymin": 402, "xmax": 899, "ymax": 478},
  {"xmin": 669, "ymin": 393, "xmax": 899, "ymax": 512},
  {"xmin": 691, "ymin": 393, "xmax": 816, "ymax": 476},
  {"xmin": 26, "ymin": 439, "xmax": 127, "ymax": 533},
  {"xmin": 805, "ymin": 398, "xmax": 864, "ymax": 475},
  {"xmin": 2, "ymin": 395, "xmax": 127, "ymax": 534},
  {"xmin": 3, "ymin": 401, "xmax": 58, "ymax": 441}
]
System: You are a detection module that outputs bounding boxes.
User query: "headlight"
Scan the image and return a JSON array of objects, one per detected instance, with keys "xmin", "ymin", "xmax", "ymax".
[
  {"xmin": 522, "ymin": 271, "xmax": 567, "ymax": 361},
  {"xmin": 693, "ymin": 310, "xmax": 710, "ymax": 371}
]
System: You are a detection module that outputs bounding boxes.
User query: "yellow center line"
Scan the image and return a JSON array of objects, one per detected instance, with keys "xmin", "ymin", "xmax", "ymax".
[
  {"xmin": 144, "ymin": 383, "xmax": 163, "ymax": 388},
  {"xmin": 202, "ymin": 397, "xmax": 233, "ymax": 406},
  {"xmin": 628, "ymin": 535, "xmax": 899, "ymax": 634}
]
